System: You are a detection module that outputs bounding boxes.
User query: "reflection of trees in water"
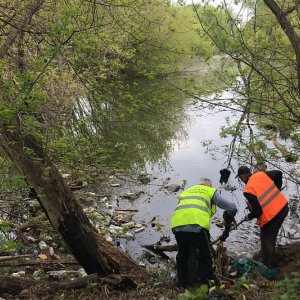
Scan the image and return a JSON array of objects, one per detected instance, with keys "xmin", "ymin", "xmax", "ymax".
[{"xmin": 68, "ymin": 79, "xmax": 189, "ymax": 171}]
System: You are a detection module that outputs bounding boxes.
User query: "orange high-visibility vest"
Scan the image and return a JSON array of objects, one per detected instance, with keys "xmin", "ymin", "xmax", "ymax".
[{"xmin": 244, "ymin": 171, "xmax": 288, "ymax": 228}]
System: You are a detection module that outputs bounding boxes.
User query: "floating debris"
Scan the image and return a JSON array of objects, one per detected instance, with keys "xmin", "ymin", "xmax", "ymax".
[
  {"xmin": 122, "ymin": 191, "xmax": 144, "ymax": 200},
  {"xmin": 134, "ymin": 226, "xmax": 146, "ymax": 233},
  {"xmin": 166, "ymin": 184, "xmax": 181, "ymax": 193},
  {"xmin": 113, "ymin": 212, "xmax": 134, "ymax": 224},
  {"xmin": 68, "ymin": 180, "xmax": 88, "ymax": 190}
]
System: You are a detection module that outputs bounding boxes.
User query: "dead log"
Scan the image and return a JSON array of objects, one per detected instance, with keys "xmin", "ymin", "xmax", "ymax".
[
  {"xmin": 0, "ymin": 273, "xmax": 138, "ymax": 295},
  {"xmin": 142, "ymin": 243, "xmax": 178, "ymax": 253},
  {"xmin": 115, "ymin": 208, "xmax": 139, "ymax": 212},
  {"xmin": 0, "ymin": 274, "xmax": 98, "ymax": 294}
]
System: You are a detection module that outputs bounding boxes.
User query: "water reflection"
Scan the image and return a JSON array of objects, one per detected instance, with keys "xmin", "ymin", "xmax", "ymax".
[{"xmin": 71, "ymin": 79, "xmax": 189, "ymax": 171}]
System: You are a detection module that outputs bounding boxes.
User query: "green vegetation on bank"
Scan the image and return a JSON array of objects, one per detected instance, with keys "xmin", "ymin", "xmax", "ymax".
[
  {"xmin": 1, "ymin": 1, "xmax": 300, "ymax": 298},
  {"xmin": 0, "ymin": 0, "xmax": 227, "ymax": 189},
  {"xmin": 176, "ymin": 272, "xmax": 300, "ymax": 300}
]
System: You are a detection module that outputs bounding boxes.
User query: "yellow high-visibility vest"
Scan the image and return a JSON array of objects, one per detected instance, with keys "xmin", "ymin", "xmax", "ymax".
[{"xmin": 171, "ymin": 184, "xmax": 216, "ymax": 231}]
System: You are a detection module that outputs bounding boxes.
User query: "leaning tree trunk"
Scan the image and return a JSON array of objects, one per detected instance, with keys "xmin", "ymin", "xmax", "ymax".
[
  {"xmin": 0, "ymin": 125, "xmax": 148, "ymax": 281},
  {"xmin": 263, "ymin": 0, "xmax": 300, "ymax": 94}
]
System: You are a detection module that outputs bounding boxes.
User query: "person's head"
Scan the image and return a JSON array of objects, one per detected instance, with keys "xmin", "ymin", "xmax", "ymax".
[
  {"xmin": 235, "ymin": 166, "xmax": 252, "ymax": 183},
  {"xmin": 199, "ymin": 178, "xmax": 212, "ymax": 187}
]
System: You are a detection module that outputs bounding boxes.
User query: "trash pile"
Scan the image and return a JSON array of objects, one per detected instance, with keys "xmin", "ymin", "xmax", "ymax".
[{"xmin": 0, "ymin": 171, "xmax": 182, "ymax": 283}]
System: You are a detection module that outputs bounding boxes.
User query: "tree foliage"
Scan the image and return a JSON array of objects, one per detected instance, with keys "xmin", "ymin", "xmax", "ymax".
[
  {"xmin": 190, "ymin": 0, "xmax": 300, "ymax": 181},
  {"xmin": 0, "ymin": 0, "xmax": 219, "ymax": 277},
  {"xmin": 0, "ymin": 0, "xmax": 216, "ymax": 186}
]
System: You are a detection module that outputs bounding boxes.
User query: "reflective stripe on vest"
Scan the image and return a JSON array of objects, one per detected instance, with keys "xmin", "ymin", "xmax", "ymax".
[
  {"xmin": 171, "ymin": 185, "xmax": 216, "ymax": 231},
  {"xmin": 178, "ymin": 196, "xmax": 210, "ymax": 208},
  {"xmin": 258, "ymin": 184, "xmax": 281, "ymax": 209},
  {"xmin": 175, "ymin": 203, "xmax": 209, "ymax": 213},
  {"xmin": 244, "ymin": 172, "xmax": 287, "ymax": 228}
]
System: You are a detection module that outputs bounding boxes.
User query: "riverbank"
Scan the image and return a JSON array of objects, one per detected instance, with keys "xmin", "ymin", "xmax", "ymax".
[
  {"xmin": 1, "ymin": 241, "xmax": 300, "ymax": 299},
  {"xmin": 2, "ymin": 243, "xmax": 299, "ymax": 299},
  {"xmin": 0, "ymin": 171, "xmax": 299, "ymax": 299}
]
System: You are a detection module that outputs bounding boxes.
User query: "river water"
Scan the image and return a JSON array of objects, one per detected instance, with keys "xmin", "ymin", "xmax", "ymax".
[
  {"xmin": 110, "ymin": 93, "xmax": 259, "ymax": 261},
  {"xmin": 107, "ymin": 87, "xmax": 300, "ymax": 265}
]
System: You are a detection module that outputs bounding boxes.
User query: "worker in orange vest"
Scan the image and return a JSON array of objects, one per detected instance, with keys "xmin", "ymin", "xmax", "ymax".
[{"xmin": 236, "ymin": 165, "xmax": 289, "ymax": 268}]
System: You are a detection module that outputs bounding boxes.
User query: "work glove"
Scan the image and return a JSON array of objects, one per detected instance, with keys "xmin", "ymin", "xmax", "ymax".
[
  {"xmin": 219, "ymin": 168, "xmax": 231, "ymax": 185},
  {"xmin": 223, "ymin": 211, "xmax": 235, "ymax": 229}
]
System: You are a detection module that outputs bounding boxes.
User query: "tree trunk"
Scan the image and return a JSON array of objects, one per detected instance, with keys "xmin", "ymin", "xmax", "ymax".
[
  {"xmin": 0, "ymin": 273, "xmax": 137, "ymax": 295},
  {"xmin": 0, "ymin": 129, "xmax": 148, "ymax": 281},
  {"xmin": 263, "ymin": 0, "xmax": 300, "ymax": 93}
]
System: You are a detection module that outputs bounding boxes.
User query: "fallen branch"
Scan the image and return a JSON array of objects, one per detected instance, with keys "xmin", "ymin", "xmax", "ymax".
[
  {"xmin": 0, "ymin": 254, "xmax": 31, "ymax": 262},
  {"xmin": 0, "ymin": 273, "xmax": 138, "ymax": 295},
  {"xmin": 115, "ymin": 208, "xmax": 139, "ymax": 212},
  {"xmin": 142, "ymin": 243, "xmax": 178, "ymax": 253},
  {"xmin": 212, "ymin": 218, "xmax": 247, "ymax": 245},
  {"xmin": 141, "ymin": 244, "xmax": 175, "ymax": 260},
  {"xmin": 0, "ymin": 258, "xmax": 78, "ymax": 267},
  {"xmin": 0, "ymin": 273, "xmax": 98, "ymax": 294}
]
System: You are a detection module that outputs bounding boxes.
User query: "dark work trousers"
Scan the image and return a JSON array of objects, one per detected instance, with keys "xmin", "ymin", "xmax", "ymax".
[
  {"xmin": 260, "ymin": 204, "xmax": 289, "ymax": 267},
  {"xmin": 174, "ymin": 230, "xmax": 214, "ymax": 286}
]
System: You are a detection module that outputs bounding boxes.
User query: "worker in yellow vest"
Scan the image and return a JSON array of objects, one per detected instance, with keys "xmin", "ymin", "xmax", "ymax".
[
  {"xmin": 236, "ymin": 165, "xmax": 289, "ymax": 268},
  {"xmin": 171, "ymin": 178, "xmax": 237, "ymax": 287}
]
